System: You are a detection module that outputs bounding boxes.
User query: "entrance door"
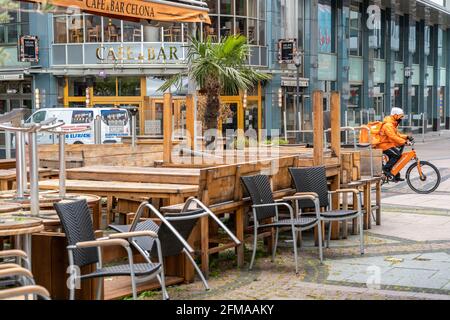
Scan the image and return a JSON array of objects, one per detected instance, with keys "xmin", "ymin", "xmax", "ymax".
[
  {"xmin": 283, "ymin": 91, "xmax": 303, "ymax": 143},
  {"xmin": 143, "ymin": 98, "xmax": 186, "ymax": 137}
]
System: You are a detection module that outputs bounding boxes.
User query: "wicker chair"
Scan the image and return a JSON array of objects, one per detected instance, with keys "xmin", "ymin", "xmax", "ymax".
[
  {"xmin": 241, "ymin": 175, "xmax": 323, "ymax": 274},
  {"xmin": 109, "ymin": 197, "xmax": 240, "ymax": 291},
  {"xmin": 289, "ymin": 166, "xmax": 364, "ymax": 254},
  {"xmin": 54, "ymin": 199, "xmax": 168, "ymax": 300}
]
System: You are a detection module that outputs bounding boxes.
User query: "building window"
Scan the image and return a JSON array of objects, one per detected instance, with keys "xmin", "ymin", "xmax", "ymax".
[
  {"xmin": 94, "ymin": 77, "xmax": 116, "ymax": 96},
  {"xmin": 118, "ymin": 77, "xmax": 141, "ymax": 96},
  {"xmin": 85, "ymin": 15, "xmax": 102, "ymax": 43},
  {"xmin": 54, "ymin": 16, "xmax": 68, "ymax": 43},
  {"xmin": 202, "ymin": 0, "xmax": 266, "ymax": 47},
  {"xmin": 104, "ymin": 18, "xmax": 121, "ymax": 43},
  {"xmin": 68, "ymin": 78, "xmax": 87, "ymax": 97},
  {"xmin": 319, "ymin": 0, "xmax": 334, "ymax": 53},
  {"xmin": 163, "ymin": 24, "xmax": 183, "ymax": 42},
  {"xmin": 68, "ymin": 15, "xmax": 84, "ymax": 43},
  {"xmin": 348, "ymin": 4, "xmax": 362, "ymax": 56},
  {"xmin": 0, "ymin": 3, "xmax": 30, "ymax": 45}
]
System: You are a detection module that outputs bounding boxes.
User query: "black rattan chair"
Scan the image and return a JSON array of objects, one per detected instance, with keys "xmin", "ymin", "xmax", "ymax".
[
  {"xmin": 241, "ymin": 175, "xmax": 323, "ymax": 274},
  {"xmin": 109, "ymin": 197, "xmax": 240, "ymax": 291},
  {"xmin": 54, "ymin": 199, "xmax": 168, "ymax": 300},
  {"xmin": 289, "ymin": 166, "xmax": 364, "ymax": 254}
]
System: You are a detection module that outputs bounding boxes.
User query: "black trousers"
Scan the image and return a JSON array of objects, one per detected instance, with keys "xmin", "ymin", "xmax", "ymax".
[{"xmin": 383, "ymin": 146, "xmax": 404, "ymax": 173}]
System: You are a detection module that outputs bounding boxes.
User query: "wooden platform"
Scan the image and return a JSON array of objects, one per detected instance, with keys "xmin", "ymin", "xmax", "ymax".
[
  {"xmin": 104, "ymin": 276, "xmax": 184, "ymax": 300},
  {"xmin": 67, "ymin": 166, "xmax": 200, "ymax": 185}
]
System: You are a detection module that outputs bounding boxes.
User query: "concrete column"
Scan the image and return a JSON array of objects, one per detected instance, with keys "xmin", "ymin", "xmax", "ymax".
[
  {"xmin": 446, "ymin": 29, "xmax": 450, "ymax": 129},
  {"xmin": 362, "ymin": 0, "xmax": 374, "ymax": 118},
  {"xmin": 303, "ymin": 0, "xmax": 320, "ymax": 132},
  {"xmin": 418, "ymin": 21, "xmax": 427, "ymax": 133},
  {"xmin": 336, "ymin": 0, "xmax": 350, "ymax": 126},
  {"xmin": 385, "ymin": 7, "xmax": 395, "ymax": 113},
  {"xmin": 432, "ymin": 26, "xmax": 442, "ymax": 131},
  {"xmin": 403, "ymin": 15, "xmax": 414, "ymax": 115}
]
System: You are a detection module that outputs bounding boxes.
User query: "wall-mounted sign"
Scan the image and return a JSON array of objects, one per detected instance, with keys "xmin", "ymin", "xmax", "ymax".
[
  {"xmin": 23, "ymin": 0, "xmax": 210, "ymax": 23},
  {"xmin": 278, "ymin": 39, "xmax": 297, "ymax": 64},
  {"xmin": 96, "ymin": 45, "xmax": 181, "ymax": 63},
  {"xmin": 19, "ymin": 36, "xmax": 39, "ymax": 63},
  {"xmin": 0, "ymin": 74, "xmax": 24, "ymax": 81}
]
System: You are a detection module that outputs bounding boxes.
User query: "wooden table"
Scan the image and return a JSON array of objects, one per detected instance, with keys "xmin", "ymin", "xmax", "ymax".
[
  {"xmin": 38, "ymin": 179, "xmax": 199, "ymax": 225},
  {"xmin": 67, "ymin": 166, "xmax": 200, "ymax": 185},
  {"xmin": 0, "ymin": 169, "xmax": 57, "ymax": 191},
  {"xmin": 0, "ymin": 216, "xmax": 44, "ymax": 269},
  {"xmin": 0, "ymin": 159, "xmax": 16, "ymax": 170},
  {"xmin": 0, "ymin": 193, "xmax": 102, "ymax": 230},
  {"xmin": 341, "ymin": 176, "xmax": 382, "ymax": 232}
]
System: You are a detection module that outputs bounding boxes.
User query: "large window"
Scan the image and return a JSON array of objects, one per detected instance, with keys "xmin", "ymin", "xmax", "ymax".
[
  {"xmin": 202, "ymin": 0, "xmax": 266, "ymax": 45},
  {"xmin": 68, "ymin": 15, "xmax": 84, "ymax": 43},
  {"xmin": 0, "ymin": 2, "xmax": 30, "ymax": 45},
  {"xmin": 348, "ymin": 4, "xmax": 362, "ymax": 56},
  {"xmin": 319, "ymin": 0, "xmax": 334, "ymax": 53}
]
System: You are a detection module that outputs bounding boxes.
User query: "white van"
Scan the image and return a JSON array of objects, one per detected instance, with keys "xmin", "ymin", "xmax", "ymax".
[{"xmin": 26, "ymin": 108, "xmax": 131, "ymax": 144}]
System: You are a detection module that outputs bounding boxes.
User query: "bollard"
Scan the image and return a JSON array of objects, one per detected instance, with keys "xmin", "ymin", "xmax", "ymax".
[
  {"xmin": 58, "ymin": 133, "xmax": 66, "ymax": 198},
  {"xmin": 28, "ymin": 131, "xmax": 40, "ymax": 217}
]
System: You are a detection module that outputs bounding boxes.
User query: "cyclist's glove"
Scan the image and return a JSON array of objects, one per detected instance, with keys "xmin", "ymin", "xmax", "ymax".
[{"xmin": 408, "ymin": 136, "xmax": 415, "ymax": 142}]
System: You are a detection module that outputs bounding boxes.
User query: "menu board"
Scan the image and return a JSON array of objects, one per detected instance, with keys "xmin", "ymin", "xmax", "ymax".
[
  {"xmin": 278, "ymin": 39, "xmax": 297, "ymax": 64},
  {"xmin": 19, "ymin": 36, "xmax": 39, "ymax": 63}
]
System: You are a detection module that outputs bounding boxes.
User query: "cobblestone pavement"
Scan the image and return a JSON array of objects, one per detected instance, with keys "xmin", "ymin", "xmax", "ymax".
[{"xmin": 142, "ymin": 133, "xmax": 450, "ymax": 300}]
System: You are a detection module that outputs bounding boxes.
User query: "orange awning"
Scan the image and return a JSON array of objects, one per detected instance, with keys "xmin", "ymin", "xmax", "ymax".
[{"xmin": 24, "ymin": 0, "xmax": 211, "ymax": 24}]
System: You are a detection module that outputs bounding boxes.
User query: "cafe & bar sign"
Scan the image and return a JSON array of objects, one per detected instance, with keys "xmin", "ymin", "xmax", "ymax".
[{"xmin": 24, "ymin": 0, "xmax": 211, "ymax": 23}]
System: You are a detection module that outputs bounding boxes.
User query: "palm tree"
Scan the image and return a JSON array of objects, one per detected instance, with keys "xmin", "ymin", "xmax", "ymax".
[{"xmin": 158, "ymin": 35, "xmax": 270, "ymax": 142}]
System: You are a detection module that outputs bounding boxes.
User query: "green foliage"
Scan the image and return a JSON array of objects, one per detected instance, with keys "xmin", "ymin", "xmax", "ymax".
[
  {"xmin": 262, "ymin": 138, "xmax": 289, "ymax": 146},
  {"xmin": 159, "ymin": 35, "xmax": 270, "ymax": 95}
]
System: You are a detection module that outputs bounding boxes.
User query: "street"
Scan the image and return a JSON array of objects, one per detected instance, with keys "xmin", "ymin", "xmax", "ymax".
[{"xmin": 143, "ymin": 132, "xmax": 450, "ymax": 300}]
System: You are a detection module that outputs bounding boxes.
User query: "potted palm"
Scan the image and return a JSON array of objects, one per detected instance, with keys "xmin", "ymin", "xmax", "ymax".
[{"xmin": 158, "ymin": 35, "xmax": 270, "ymax": 148}]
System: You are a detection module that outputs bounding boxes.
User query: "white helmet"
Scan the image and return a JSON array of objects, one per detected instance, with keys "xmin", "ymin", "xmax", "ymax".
[{"xmin": 391, "ymin": 107, "xmax": 404, "ymax": 116}]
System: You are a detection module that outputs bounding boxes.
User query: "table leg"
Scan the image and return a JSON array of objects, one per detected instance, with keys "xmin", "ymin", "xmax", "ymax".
[
  {"xmin": 23, "ymin": 234, "xmax": 32, "ymax": 270},
  {"xmin": 200, "ymin": 216, "xmax": 209, "ymax": 278},
  {"xmin": 235, "ymin": 207, "xmax": 244, "ymax": 268},
  {"xmin": 376, "ymin": 180, "xmax": 382, "ymax": 226},
  {"xmin": 168, "ymin": 194, "xmax": 184, "ymax": 206},
  {"xmin": 342, "ymin": 194, "xmax": 348, "ymax": 239},
  {"xmin": 330, "ymin": 174, "xmax": 340, "ymax": 240},
  {"xmin": 363, "ymin": 183, "xmax": 371, "ymax": 230},
  {"xmin": 352, "ymin": 191, "xmax": 359, "ymax": 235},
  {"xmin": 92, "ymin": 200, "xmax": 102, "ymax": 230},
  {"xmin": 106, "ymin": 195, "xmax": 113, "ymax": 227},
  {"xmin": 0, "ymin": 180, "xmax": 9, "ymax": 191}
]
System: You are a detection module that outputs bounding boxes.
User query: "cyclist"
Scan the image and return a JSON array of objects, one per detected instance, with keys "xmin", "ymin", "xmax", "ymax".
[{"xmin": 376, "ymin": 107, "xmax": 414, "ymax": 182}]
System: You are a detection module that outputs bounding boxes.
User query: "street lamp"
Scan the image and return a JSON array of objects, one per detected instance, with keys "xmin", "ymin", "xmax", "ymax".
[{"xmin": 293, "ymin": 51, "xmax": 302, "ymax": 143}]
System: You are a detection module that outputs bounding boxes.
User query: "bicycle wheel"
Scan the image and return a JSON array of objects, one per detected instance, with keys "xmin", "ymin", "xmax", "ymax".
[{"xmin": 406, "ymin": 161, "xmax": 441, "ymax": 194}]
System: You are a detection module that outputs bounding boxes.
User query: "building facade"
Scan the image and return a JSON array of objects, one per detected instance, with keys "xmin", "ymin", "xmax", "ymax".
[{"xmin": 1, "ymin": 0, "xmax": 450, "ymax": 147}]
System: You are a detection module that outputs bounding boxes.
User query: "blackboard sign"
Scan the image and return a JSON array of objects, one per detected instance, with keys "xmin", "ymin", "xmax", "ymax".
[
  {"xmin": 278, "ymin": 39, "xmax": 297, "ymax": 64},
  {"xmin": 19, "ymin": 36, "xmax": 39, "ymax": 63}
]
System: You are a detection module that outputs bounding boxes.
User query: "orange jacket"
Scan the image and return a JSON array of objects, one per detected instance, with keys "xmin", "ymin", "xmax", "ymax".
[{"xmin": 376, "ymin": 115, "xmax": 408, "ymax": 151}]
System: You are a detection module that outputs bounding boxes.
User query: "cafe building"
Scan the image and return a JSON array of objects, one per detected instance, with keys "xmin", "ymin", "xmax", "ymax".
[{"xmin": 5, "ymin": 0, "xmax": 450, "ymax": 143}]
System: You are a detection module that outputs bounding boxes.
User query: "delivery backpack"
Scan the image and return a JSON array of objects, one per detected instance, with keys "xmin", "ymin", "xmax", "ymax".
[{"xmin": 359, "ymin": 121, "xmax": 384, "ymax": 146}]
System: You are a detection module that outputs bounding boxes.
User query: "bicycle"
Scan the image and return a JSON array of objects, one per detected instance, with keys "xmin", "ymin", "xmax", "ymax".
[{"xmin": 381, "ymin": 141, "xmax": 441, "ymax": 194}]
